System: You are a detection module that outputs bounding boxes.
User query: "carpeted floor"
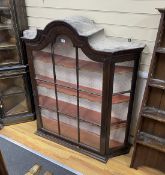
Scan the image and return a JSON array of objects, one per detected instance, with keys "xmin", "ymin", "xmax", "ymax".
[{"xmin": 0, "ymin": 135, "xmax": 82, "ymax": 175}]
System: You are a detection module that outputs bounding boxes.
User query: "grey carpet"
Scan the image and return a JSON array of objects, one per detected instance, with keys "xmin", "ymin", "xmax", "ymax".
[{"xmin": 0, "ymin": 135, "xmax": 82, "ymax": 175}]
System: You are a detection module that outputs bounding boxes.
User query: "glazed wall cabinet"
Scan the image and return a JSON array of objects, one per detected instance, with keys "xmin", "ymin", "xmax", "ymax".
[
  {"xmin": 0, "ymin": 0, "xmax": 35, "ymax": 126},
  {"xmin": 23, "ymin": 17, "xmax": 144, "ymax": 162}
]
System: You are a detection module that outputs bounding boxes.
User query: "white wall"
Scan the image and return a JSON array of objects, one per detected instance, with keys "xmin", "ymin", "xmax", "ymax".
[{"xmin": 25, "ymin": 0, "xmax": 163, "ymax": 138}]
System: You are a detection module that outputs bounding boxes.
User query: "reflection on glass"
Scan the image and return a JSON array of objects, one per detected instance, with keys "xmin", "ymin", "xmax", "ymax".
[
  {"xmin": 78, "ymin": 49, "xmax": 103, "ymax": 93},
  {"xmin": 114, "ymin": 61, "xmax": 133, "ymax": 93},
  {"xmin": 79, "ymin": 103, "xmax": 102, "ymax": 149},
  {"xmin": 3, "ymin": 93, "xmax": 28, "ymax": 116},
  {"xmin": 0, "ymin": 49, "xmax": 19, "ymax": 65},
  {"xmin": 56, "ymin": 90, "xmax": 78, "ymax": 140},
  {"xmin": 109, "ymin": 125, "xmax": 126, "ymax": 148},
  {"xmin": 54, "ymin": 35, "xmax": 77, "ymax": 85},
  {"xmin": 54, "ymin": 35, "xmax": 78, "ymax": 141},
  {"xmin": 109, "ymin": 60, "xmax": 133, "ymax": 149},
  {"xmin": 0, "ymin": 26, "xmax": 16, "ymax": 42},
  {"xmin": 41, "ymin": 108, "xmax": 59, "ymax": 134},
  {"xmin": 0, "ymin": 2, "xmax": 20, "ymax": 65},
  {"xmin": 33, "ymin": 44, "xmax": 60, "ymax": 135},
  {"xmin": 59, "ymin": 113, "xmax": 78, "ymax": 141},
  {"xmin": 37, "ymin": 81, "xmax": 56, "ymax": 110},
  {"xmin": 78, "ymin": 49, "xmax": 103, "ymax": 150},
  {"xmin": 110, "ymin": 96, "xmax": 129, "ymax": 148},
  {"xmin": 78, "ymin": 83, "xmax": 102, "ymax": 149},
  {"xmin": 0, "ymin": 0, "xmax": 9, "ymax": 7},
  {"xmin": 0, "ymin": 76, "xmax": 24, "ymax": 95},
  {"xmin": 33, "ymin": 47, "xmax": 54, "ymax": 81}
]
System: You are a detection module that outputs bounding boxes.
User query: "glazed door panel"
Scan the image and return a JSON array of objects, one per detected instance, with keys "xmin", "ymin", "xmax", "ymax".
[
  {"xmin": 0, "ymin": 0, "xmax": 21, "ymax": 66},
  {"xmin": 32, "ymin": 35, "xmax": 105, "ymax": 152},
  {"xmin": 109, "ymin": 60, "xmax": 134, "ymax": 149},
  {"xmin": 0, "ymin": 74, "xmax": 31, "ymax": 118}
]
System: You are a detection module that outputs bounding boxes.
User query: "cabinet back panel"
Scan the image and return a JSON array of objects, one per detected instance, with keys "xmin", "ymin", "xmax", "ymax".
[
  {"xmin": 159, "ymin": 91, "xmax": 165, "ymax": 110},
  {"xmin": 160, "ymin": 20, "xmax": 165, "ymax": 47},
  {"xmin": 141, "ymin": 118, "xmax": 165, "ymax": 138},
  {"xmin": 133, "ymin": 145, "xmax": 165, "ymax": 172},
  {"xmin": 153, "ymin": 54, "xmax": 165, "ymax": 80},
  {"xmin": 147, "ymin": 87, "xmax": 163, "ymax": 108}
]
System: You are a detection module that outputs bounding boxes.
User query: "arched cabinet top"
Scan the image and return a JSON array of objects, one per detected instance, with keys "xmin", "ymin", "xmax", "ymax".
[{"xmin": 23, "ymin": 16, "xmax": 145, "ymax": 62}]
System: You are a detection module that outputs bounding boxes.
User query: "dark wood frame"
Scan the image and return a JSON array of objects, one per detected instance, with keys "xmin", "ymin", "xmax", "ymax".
[
  {"xmin": 131, "ymin": 8, "xmax": 165, "ymax": 172},
  {"xmin": 24, "ymin": 20, "xmax": 144, "ymax": 162},
  {"xmin": 0, "ymin": 0, "xmax": 35, "ymax": 126},
  {"xmin": 0, "ymin": 66, "xmax": 34, "ymax": 125}
]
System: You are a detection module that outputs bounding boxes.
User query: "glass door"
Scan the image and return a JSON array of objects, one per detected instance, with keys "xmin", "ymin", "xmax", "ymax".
[
  {"xmin": 109, "ymin": 60, "xmax": 134, "ymax": 149},
  {"xmin": 0, "ymin": 74, "xmax": 31, "ymax": 118},
  {"xmin": 32, "ymin": 35, "xmax": 104, "ymax": 152},
  {"xmin": 0, "ymin": 0, "xmax": 20, "ymax": 66}
]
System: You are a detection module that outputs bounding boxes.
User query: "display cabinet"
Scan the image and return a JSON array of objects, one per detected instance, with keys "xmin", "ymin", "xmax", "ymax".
[
  {"xmin": 0, "ymin": 0, "xmax": 35, "ymax": 126},
  {"xmin": 23, "ymin": 17, "xmax": 144, "ymax": 162}
]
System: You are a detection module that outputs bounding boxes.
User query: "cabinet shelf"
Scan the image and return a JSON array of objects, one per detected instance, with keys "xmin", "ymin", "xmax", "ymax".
[
  {"xmin": 36, "ymin": 76, "xmax": 130, "ymax": 104},
  {"xmin": 0, "ymin": 24, "xmax": 11, "ymax": 30},
  {"xmin": 36, "ymin": 74, "xmax": 101, "ymax": 95},
  {"xmin": 149, "ymin": 78, "xmax": 165, "ymax": 89},
  {"xmin": 42, "ymin": 116, "xmax": 123, "ymax": 149},
  {"xmin": 34, "ymin": 51, "xmax": 133, "ymax": 73},
  {"xmin": 0, "ymin": 42, "xmax": 16, "ymax": 50},
  {"xmin": 142, "ymin": 106, "xmax": 165, "ymax": 123},
  {"xmin": 156, "ymin": 47, "xmax": 165, "ymax": 54},
  {"xmin": 0, "ymin": 61, "xmax": 18, "ymax": 66},
  {"xmin": 0, "ymin": 86, "xmax": 24, "ymax": 97},
  {"xmin": 137, "ymin": 132, "xmax": 165, "ymax": 153},
  {"xmin": 0, "ymin": 7, "xmax": 9, "ymax": 10},
  {"xmin": 6, "ymin": 99, "xmax": 28, "ymax": 116},
  {"xmin": 0, "ymin": 9, "xmax": 10, "ymax": 18},
  {"xmin": 39, "ymin": 95, "xmax": 126, "ymax": 127}
]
